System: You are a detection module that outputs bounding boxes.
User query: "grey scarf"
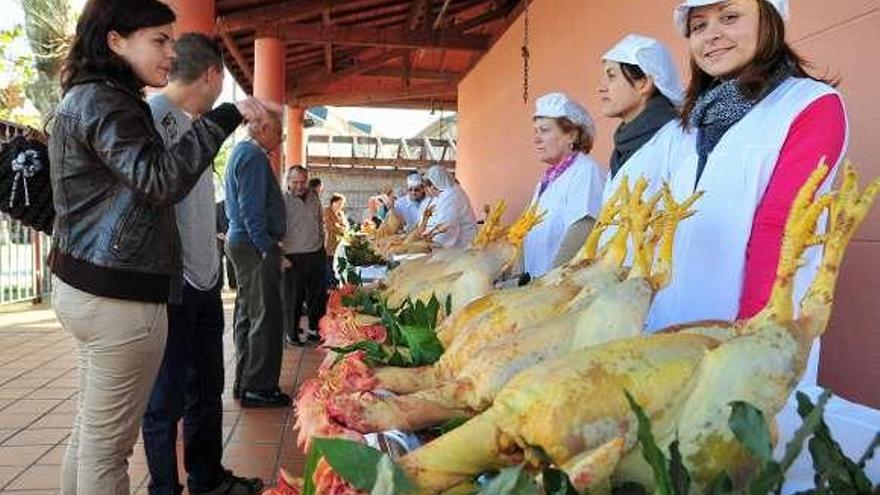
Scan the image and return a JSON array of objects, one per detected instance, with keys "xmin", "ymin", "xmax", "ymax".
[
  {"xmin": 689, "ymin": 62, "xmax": 793, "ymax": 187},
  {"xmin": 610, "ymin": 95, "xmax": 678, "ymax": 178}
]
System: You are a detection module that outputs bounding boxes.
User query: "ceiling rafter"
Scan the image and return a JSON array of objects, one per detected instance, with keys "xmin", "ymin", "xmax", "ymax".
[
  {"xmin": 291, "ymin": 81, "xmax": 456, "ymax": 107},
  {"xmin": 270, "ymin": 23, "xmax": 490, "ymax": 51}
]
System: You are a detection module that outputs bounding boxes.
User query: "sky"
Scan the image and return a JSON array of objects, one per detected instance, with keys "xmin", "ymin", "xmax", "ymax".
[{"xmin": 0, "ymin": 0, "xmax": 448, "ymax": 138}]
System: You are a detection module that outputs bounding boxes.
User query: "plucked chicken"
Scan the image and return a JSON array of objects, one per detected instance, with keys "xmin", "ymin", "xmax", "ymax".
[
  {"xmin": 328, "ymin": 183, "xmax": 701, "ymax": 433},
  {"xmin": 396, "ymin": 165, "xmax": 878, "ymax": 493}
]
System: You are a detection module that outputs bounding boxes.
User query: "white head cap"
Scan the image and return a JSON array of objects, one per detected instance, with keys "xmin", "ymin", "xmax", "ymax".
[
  {"xmin": 424, "ymin": 165, "xmax": 455, "ymax": 192},
  {"xmin": 673, "ymin": 0, "xmax": 789, "ymax": 36},
  {"xmin": 603, "ymin": 34, "xmax": 685, "ymax": 106},
  {"xmin": 533, "ymin": 92, "xmax": 596, "ymax": 139},
  {"xmin": 406, "ymin": 173, "xmax": 423, "ymax": 188}
]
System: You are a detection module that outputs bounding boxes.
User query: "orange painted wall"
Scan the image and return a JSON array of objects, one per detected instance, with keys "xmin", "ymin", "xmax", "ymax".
[{"xmin": 457, "ymin": 0, "xmax": 880, "ymax": 406}]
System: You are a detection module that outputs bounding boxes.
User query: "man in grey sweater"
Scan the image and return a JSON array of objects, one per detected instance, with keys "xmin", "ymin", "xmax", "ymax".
[
  {"xmin": 281, "ymin": 165, "xmax": 327, "ymax": 345},
  {"xmin": 141, "ymin": 34, "xmax": 263, "ymax": 495}
]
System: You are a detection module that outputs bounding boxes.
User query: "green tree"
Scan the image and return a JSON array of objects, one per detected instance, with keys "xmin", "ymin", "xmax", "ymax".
[
  {"xmin": 20, "ymin": 0, "xmax": 73, "ymax": 119},
  {"xmin": 0, "ymin": 25, "xmax": 39, "ymax": 127}
]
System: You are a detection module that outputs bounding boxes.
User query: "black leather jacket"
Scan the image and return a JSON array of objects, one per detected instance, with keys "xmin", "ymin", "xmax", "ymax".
[{"xmin": 48, "ymin": 76, "xmax": 241, "ymax": 302}]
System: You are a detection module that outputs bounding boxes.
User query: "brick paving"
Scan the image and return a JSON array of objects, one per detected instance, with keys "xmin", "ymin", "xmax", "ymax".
[{"xmin": 0, "ymin": 293, "xmax": 319, "ymax": 494}]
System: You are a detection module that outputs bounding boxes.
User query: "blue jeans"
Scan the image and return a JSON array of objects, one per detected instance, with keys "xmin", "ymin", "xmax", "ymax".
[{"xmin": 142, "ymin": 281, "xmax": 226, "ymax": 495}]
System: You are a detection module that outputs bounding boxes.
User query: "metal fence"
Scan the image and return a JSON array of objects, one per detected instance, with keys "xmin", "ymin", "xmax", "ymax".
[{"xmin": 0, "ymin": 215, "xmax": 51, "ymax": 305}]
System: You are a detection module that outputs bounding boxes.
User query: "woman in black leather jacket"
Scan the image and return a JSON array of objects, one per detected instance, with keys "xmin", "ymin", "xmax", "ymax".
[{"xmin": 48, "ymin": 1, "xmax": 271, "ymax": 493}]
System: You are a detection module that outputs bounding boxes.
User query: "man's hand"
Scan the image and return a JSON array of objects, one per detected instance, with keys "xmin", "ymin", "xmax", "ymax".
[{"xmin": 282, "ymin": 258, "xmax": 292, "ymax": 270}]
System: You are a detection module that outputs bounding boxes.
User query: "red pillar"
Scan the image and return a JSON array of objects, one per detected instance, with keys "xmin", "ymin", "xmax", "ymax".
[
  {"xmin": 254, "ymin": 37, "xmax": 286, "ymax": 176},
  {"xmin": 285, "ymin": 106, "xmax": 305, "ymax": 168},
  {"xmin": 165, "ymin": 0, "xmax": 216, "ymax": 36}
]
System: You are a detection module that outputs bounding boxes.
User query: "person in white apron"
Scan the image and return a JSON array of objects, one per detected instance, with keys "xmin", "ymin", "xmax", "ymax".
[
  {"xmin": 637, "ymin": 0, "xmax": 848, "ymax": 389},
  {"xmin": 395, "ymin": 173, "xmax": 428, "ymax": 232},
  {"xmin": 423, "ymin": 165, "xmax": 478, "ymax": 249},
  {"xmin": 598, "ymin": 34, "xmax": 685, "ymax": 203},
  {"xmin": 522, "ymin": 92, "xmax": 607, "ymax": 278}
]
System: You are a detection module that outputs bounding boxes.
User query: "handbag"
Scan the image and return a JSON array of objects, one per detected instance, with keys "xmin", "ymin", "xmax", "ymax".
[{"xmin": 0, "ymin": 128, "xmax": 54, "ymax": 234}]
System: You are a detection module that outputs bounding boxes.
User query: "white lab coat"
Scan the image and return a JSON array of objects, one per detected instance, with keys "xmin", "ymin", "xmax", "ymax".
[
  {"xmin": 523, "ymin": 153, "xmax": 607, "ymax": 277},
  {"xmin": 424, "ymin": 185, "xmax": 478, "ymax": 249},
  {"xmin": 642, "ymin": 77, "xmax": 845, "ymax": 389},
  {"xmin": 394, "ymin": 195, "xmax": 426, "ymax": 232}
]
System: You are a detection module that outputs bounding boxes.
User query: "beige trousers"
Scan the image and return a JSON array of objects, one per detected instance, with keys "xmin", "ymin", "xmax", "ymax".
[{"xmin": 52, "ymin": 277, "xmax": 168, "ymax": 495}]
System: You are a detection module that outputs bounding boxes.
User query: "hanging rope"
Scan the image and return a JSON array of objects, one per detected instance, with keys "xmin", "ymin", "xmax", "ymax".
[{"xmin": 521, "ymin": 0, "xmax": 531, "ymax": 106}]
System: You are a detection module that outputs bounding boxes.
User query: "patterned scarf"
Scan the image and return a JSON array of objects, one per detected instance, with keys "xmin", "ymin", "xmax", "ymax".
[
  {"xmin": 539, "ymin": 153, "xmax": 578, "ymax": 195},
  {"xmin": 689, "ymin": 61, "xmax": 793, "ymax": 187}
]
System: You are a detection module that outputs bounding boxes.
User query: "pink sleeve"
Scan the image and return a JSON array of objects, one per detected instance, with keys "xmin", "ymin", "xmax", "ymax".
[{"xmin": 737, "ymin": 94, "xmax": 847, "ymax": 319}]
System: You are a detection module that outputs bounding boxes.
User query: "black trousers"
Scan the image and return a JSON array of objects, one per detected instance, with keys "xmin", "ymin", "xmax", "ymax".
[
  {"xmin": 142, "ymin": 281, "xmax": 225, "ymax": 495},
  {"xmin": 227, "ymin": 242, "xmax": 283, "ymax": 392},
  {"xmin": 282, "ymin": 249, "xmax": 328, "ymax": 338}
]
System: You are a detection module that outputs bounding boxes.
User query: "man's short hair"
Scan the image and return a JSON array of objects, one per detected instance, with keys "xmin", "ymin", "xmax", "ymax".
[
  {"xmin": 308, "ymin": 178, "xmax": 322, "ymax": 189},
  {"xmin": 170, "ymin": 33, "xmax": 224, "ymax": 83},
  {"xmin": 287, "ymin": 165, "xmax": 308, "ymax": 177}
]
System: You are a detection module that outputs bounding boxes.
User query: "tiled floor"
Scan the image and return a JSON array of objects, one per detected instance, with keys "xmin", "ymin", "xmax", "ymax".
[{"xmin": 0, "ymin": 292, "xmax": 321, "ymax": 494}]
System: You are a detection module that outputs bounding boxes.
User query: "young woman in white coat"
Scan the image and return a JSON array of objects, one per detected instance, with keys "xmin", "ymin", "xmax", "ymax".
[
  {"xmin": 423, "ymin": 165, "xmax": 478, "ymax": 249},
  {"xmin": 598, "ymin": 34, "xmax": 685, "ymax": 200},
  {"xmin": 633, "ymin": 0, "xmax": 847, "ymax": 386},
  {"xmin": 522, "ymin": 92, "xmax": 607, "ymax": 278}
]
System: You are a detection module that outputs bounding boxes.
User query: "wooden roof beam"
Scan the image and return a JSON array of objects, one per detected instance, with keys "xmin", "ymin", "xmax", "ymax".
[
  {"xmin": 222, "ymin": 0, "xmax": 399, "ymax": 33},
  {"xmin": 365, "ymin": 67, "xmax": 457, "ymax": 80},
  {"xmin": 322, "ymin": 9, "xmax": 333, "ymax": 73},
  {"xmin": 288, "ymin": 48, "xmax": 409, "ymax": 97},
  {"xmin": 291, "ymin": 82, "xmax": 457, "ymax": 107},
  {"xmin": 407, "ymin": 0, "xmax": 431, "ymax": 30},
  {"xmin": 274, "ymin": 23, "xmax": 490, "ymax": 51},
  {"xmin": 217, "ymin": 19, "xmax": 254, "ymax": 86}
]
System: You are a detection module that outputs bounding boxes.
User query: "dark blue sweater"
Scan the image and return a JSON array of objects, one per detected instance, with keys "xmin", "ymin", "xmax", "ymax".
[{"xmin": 224, "ymin": 141, "xmax": 286, "ymax": 253}]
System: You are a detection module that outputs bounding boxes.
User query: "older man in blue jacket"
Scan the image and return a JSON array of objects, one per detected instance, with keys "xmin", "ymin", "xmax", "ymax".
[{"xmin": 225, "ymin": 112, "xmax": 290, "ymax": 409}]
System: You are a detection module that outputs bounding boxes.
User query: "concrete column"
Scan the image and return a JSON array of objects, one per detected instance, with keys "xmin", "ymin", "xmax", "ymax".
[
  {"xmin": 165, "ymin": 0, "xmax": 216, "ymax": 36},
  {"xmin": 285, "ymin": 106, "xmax": 305, "ymax": 169},
  {"xmin": 254, "ymin": 37, "xmax": 286, "ymax": 176}
]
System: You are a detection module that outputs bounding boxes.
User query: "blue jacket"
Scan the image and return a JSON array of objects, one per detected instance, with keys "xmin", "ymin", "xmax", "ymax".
[{"xmin": 224, "ymin": 141, "xmax": 286, "ymax": 254}]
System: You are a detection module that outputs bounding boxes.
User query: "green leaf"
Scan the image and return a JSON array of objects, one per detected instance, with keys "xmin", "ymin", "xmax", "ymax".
[
  {"xmin": 624, "ymin": 390, "xmax": 674, "ymax": 495},
  {"xmin": 399, "ymin": 324, "xmax": 444, "ymax": 366},
  {"xmin": 371, "ymin": 454, "xmax": 402, "ymax": 495},
  {"xmin": 314, "ymin": 438, "xmax": 416, "ymax": 494},
  {"xmin": 729, "ymin": 401, "xmax": 774, "ymax": 463},
  {"xmin": 328, "ymin": 341, "xmax": 389, "ymax": 367},
  {"xmin": 668, "ymin": 439, "xmax": 692, "ymax": 495},
  {"xmin": 541, "ymin": 467, "xmax": 578, "ymax": 495},
  {"xmin": 794, "ymin": 390, "xmax": 872, "ymax": 492},
  {"xmin": 302, "ymin": 441, "xmax": 323, "ymax": 495},
  {"xmin": 479, "ymin": 465, "xmax": 539, "ymax": 495},
  {"xmin": 706, "ymin": 472, "xmax": 733, "ymax": 495}
]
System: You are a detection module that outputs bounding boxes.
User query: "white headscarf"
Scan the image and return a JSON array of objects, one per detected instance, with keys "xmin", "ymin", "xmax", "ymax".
[
  {"xmin": 424, "ymin": 165, "xmax": 456, "ymax": 192},
  {"xmin": 533, "ymin": 92, "xmax": 597, "ymax": 140},
  {"xmin": 603, "ymin": 34, "xmax": 685, "ymax": 106}
]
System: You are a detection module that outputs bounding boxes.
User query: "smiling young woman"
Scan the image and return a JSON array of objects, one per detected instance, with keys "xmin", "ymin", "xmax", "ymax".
[{"xmin": 616, "ymin": 1, "xmax": 846, "ymax": 390}]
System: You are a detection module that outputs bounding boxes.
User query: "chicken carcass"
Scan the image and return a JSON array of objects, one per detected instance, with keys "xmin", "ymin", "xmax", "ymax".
[
  {"xmin": 382, "ymin": 204, "xmax": 544, "ymax": 312},
  {"xmin": 366, "ymin": 182, "xmax": 636, "ymax": 396},
  {"xmin": 397, "ymin": 165, "xmax": 878, "ymax": 493},
  {"xmin": 329, "ymin": 184, "xmax": 701, "ymax": 433}
]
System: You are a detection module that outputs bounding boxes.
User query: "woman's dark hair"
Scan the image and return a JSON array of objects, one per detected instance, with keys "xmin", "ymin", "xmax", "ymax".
[
  {"xmin": 330, "ymin": 193, "xmax": 346, "ymax": 206},
  {"xmin": 618, "ymin": 62, "xmax": 664, "ymax": 103},
  {"xmin": 680, "ymin": 0, "xmax": 833, "ymax": 125},
  {"xmin": 61, "ymin": 0, "xmax": 176, "ymax": 93}
]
